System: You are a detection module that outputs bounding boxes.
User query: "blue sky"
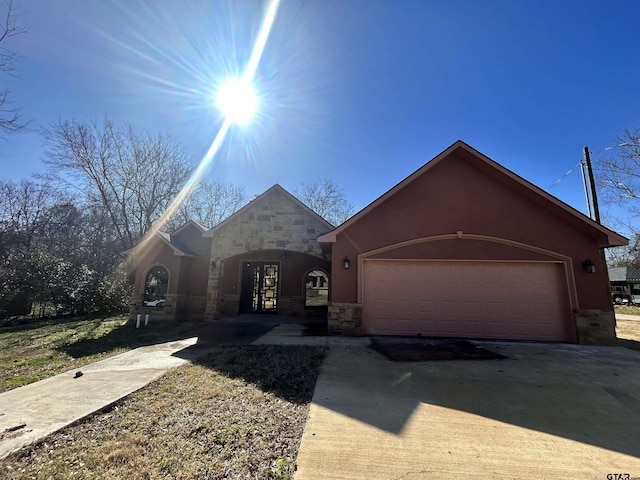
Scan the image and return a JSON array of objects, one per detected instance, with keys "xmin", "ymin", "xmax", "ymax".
[{"xmin": 2, "ymin": 0, "xmax": 639, "ymax": 224}]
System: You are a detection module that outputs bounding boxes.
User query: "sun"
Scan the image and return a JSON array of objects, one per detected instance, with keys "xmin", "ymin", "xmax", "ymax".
[{"xmin": 215, "ymin": 78, "xmax": 258, "ymax": 126}]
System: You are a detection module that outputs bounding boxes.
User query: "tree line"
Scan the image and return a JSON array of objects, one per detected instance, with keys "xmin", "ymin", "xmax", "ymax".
[
  {"xmin": 0, "ymin": 117, "xmax": 354, "ymax": 320},
  {"xmin": 0, "ymin": 119, "xmax": 248, "ymax": 319}
]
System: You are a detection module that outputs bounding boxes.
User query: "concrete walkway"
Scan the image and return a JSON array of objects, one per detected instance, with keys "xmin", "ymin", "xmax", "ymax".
[
  {"xmin": 616, "ymin": 313, "xmax": 640, "ymax": 321},
  {"xmin": 0, "ymin": 337, "xmax": 198, "ymax": 460},
  {"xmin": 294, "ymin": 341, "xmax": 640, "ymax": 480}
]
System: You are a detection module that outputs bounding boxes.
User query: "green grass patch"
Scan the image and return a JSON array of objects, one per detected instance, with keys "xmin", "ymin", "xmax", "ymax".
[
  {"xmin": 0, "ymin": 315, "xmax": 202, "ymax": 393},
  {"xmin": 5, "ymin": 371, "xmax": 59, "ymax": 388},
  {"xmin": 1, "ymin": 345, "xmax": 326, "ymax": 480}
]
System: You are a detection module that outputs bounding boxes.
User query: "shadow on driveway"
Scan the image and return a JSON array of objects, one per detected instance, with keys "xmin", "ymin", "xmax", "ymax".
[{"xmin": 308, "ymin": 341, "xmax": 640, "ymax": 461}]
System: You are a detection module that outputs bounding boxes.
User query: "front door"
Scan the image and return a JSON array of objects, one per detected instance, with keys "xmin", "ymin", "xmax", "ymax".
[{"xmin": 239, "ymin": 262, "xmax": 279, "ymax": 314}]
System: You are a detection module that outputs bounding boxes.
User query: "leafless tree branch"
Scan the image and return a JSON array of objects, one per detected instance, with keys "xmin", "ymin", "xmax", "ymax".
[{"xmin": 0, "ymin": 0, "xmax": 28, "ymax": 136}]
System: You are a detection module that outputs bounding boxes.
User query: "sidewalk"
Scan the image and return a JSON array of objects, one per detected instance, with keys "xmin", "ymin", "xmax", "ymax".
[{"xmin": 0, "ymin": 337, "xmax": 198, "ymax": 460}]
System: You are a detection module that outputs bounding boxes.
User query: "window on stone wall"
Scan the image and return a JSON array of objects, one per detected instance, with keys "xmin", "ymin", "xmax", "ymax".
[
  {"xmin": 305, "ymin": 270, "xmax": 329, "ymax": 307},
  {"xmin": 144, "ymin": 266, "xmax": 168, "ymax": 306}
]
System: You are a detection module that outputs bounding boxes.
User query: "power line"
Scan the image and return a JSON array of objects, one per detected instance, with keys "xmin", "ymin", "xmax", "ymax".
[
  {"xmin": 547, "ymin": 142, "xmax": 633, "ymax": 191},
  {"xmin": 588, "ymin": 142, "xmax": 634, "ymax": 158},
  {"xmin": 547, "ymin": 160, "xmax": 582, "ymax": 190}
]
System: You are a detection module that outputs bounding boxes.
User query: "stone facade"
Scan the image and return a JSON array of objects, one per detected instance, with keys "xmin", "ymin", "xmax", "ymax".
[
  {"xmin": 129, "ymin": 293, "xmax": 182, "ymax": 321},
  {"xmin": 328, "ymin": 302, "xmax": 363, "ymax": 335},
  {"xmin": 205, "ymin": 186, "xmax": 332, "ymax": 319},
  {"xmin": 278, "ymin": 295, "xmax": 305, "ymax": 316},
  {"xmin": 574, "ymin": 309, "xmax": 617, "ymax": 345},
  {"xmin": 129, "ymin": 293, "xmax": 207, "ymax": 322}
]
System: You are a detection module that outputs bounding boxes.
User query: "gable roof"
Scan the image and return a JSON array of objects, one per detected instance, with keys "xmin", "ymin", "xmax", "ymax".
[
  {"xmin": 608, "ymin": 266, "xmax": 640, "ymax": 282},
  {"xmin": 123, "ymin": 230, "xmax": 199, "ymax": 257},
  {"xmin": 171, "ymin": 219, "xmax": 208, "ymax": 236},
  {"xmin": 203, "ymin": 184, "xmax": 334, "ymax": 237},
  {"xmin": 318, "ymin": 140, "xmax": 628, "ymax": 248}
]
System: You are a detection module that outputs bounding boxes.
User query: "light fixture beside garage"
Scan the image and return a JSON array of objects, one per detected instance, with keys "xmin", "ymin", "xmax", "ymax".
[
  {"xmin": 343, "ymin": 257, "xmax": 351, "ymax": 269},
  {"xmin": 582, "ymin": 259, "xmax": 596, "ymax": 274}
]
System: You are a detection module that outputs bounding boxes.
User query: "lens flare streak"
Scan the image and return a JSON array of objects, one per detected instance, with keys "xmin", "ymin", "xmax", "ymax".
[{"xmin": 140, "ymin": 0, "xmax": 281, "ymax": 244}]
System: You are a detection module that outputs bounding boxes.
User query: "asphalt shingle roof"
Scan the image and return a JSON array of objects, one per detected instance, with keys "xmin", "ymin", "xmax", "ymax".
[{"xmin": 608, "ymin": 266, "xmax": 640, "ymax": 282}]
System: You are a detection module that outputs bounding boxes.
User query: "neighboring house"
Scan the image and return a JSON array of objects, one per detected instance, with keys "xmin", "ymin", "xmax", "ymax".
[
  {"xmin": 608, "ymin": 266, "xmax": 640, "ymax": 304},
  {"xmin": 127, "ymin": 141, "xmax": 627, "ymax": 344}
]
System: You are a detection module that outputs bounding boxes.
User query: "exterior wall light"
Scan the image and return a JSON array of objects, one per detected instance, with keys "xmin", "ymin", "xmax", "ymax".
[
  {"xmin": 582, "ymin": 259, "xmax": 596, "ymax": 274},
  {"xmin": 210, "ymin": 260, "xmax": 216, "ymax": 269},
  {"xmin": 343, "ymin": 257, "xmax": 351, "ymax": 269}
]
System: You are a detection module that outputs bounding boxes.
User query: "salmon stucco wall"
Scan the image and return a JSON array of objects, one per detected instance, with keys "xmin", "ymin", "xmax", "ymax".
[
  {"xmin": 327, "ymin": 148, "xmax": 618, "ymax": 343},
  {"xmin": 128, "ymin": 224, "xmax": 213, "ymax": 321}
]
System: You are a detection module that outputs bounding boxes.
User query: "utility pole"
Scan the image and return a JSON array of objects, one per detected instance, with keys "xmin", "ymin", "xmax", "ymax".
[
  {"xmin": 580, "ymin": 155, "xmax": 593, "ymax": 219},
  {"xmin": 583, "ymin": 146, "xmax": 601, "ymax": 224}
]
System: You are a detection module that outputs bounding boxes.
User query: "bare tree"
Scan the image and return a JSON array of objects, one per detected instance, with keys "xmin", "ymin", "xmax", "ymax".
[
  {"xmin": 41, "ymin": 118, "xmax": 192, "ymax": 249},
  {"xmin": 294, "ymin": 178, "xmax": 355, "ymax": 227},
  {"xmin": 0, "ymin": 0, "xmax": 28, "ymax": 135},
  {"xmin": 170, "ymin": 180, "xmax": 246, "ymax": 230},
  {"xmin": 593, "ymin": 126, "xmax": 640, "ymax": 267},
  {"xmin": 596, "ymin": 126, "xmax": 640, "ymax": 196},
  {"xmin": 0, "ymin": 179, "xmax": 59, "ymax": 253}
]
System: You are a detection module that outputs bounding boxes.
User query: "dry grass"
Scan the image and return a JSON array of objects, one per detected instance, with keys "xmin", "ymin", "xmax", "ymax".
[
  {"xmin": 616, "ymin": 318, "xmax": 640, "ymax": 343},
  {"xmin": 0, "ymin": 315, "xmax": 201, "ymax": 393},
  {"xmin": 614, "ymin": 304, "xmax": 640, "ymax": 316},
  {"xmin": 1, "ymin": 345, "xmax": 325, "ymax": 480}
]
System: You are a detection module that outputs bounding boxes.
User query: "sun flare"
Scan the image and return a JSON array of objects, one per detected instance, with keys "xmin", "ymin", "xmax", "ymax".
[{"xmin": 215, "ymin": 78, "xmax": 258, "ymax": 125}]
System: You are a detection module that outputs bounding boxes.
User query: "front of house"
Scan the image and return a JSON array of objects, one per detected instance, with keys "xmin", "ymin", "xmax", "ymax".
[
  {"xmin": 126, "ymin": 141, "xmax": 627, "ymax": 344},
  {"xmin": 126, "ymin": 185, "xmax": 333, "ymax": 322}
]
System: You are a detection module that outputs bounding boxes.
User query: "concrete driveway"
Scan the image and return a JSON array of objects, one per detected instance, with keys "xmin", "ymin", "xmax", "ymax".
[{"xmin": 295, "ymin": 341, "xmax": 640, "ymax": 480}]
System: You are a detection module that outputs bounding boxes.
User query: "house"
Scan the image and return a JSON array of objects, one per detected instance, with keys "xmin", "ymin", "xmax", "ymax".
[
  {"xmin": 126, "ymin": 141, "xmax": 627, "ymax": 344},
  {"xmin": 126, "ymin": 185, "xmax": 333, "ymax": 321},
  {"xmin": 608, "ymin": 266, "xmax": 640, "ymax": 304}
]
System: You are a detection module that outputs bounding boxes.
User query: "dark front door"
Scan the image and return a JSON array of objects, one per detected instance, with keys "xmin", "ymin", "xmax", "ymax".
[{"xmin": 239, "ymin": 262, "xmax": 279, "ymax": 314}]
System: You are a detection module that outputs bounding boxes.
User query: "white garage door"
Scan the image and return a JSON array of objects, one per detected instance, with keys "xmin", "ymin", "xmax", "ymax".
[{"xmin": 363, "ymin": 260, "xmax": 572, "ymax": 341}]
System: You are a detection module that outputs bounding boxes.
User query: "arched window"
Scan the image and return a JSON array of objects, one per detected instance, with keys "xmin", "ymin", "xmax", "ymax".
[
  {"xmin": 305, "ymin": 270, "xmax": 329, "ymax": 308},
  {"xmin": 144, "ymin": 266, "xmax": 168, "ymax": 306}
]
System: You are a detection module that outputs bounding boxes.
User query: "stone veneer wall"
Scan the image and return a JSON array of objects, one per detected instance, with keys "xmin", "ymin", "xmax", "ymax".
[
  {"xmin": 129, "ymin": 293, "xmax": 181, "ymax": 321},
  {"xmin": 219, "ymin": 293, "xmax": 240, "ymax": 316},
  {"xmin": 328, "ymin": 302, "xmax": 363, "ymax": 335},
  {"xmin": 185, "ymin": 294, "xmax": 207, "ymax": 320},
  {"xmin": 574, "ymin": 309, "xmax": 617, "ymax": 345},
  {"xmin": 205, "ymin": 189, "xmax": 330, "ymax": 320},
  {"xmin": 129, "ymin": 293, "xmax": 206, "ymax": 321},
  {"xmin": 219, "ymin": 293, "xmax": 310, "ymax": 317},
  {"xmin": 278, "ymin": 295, "xmax": 304, "ymax": 316}
]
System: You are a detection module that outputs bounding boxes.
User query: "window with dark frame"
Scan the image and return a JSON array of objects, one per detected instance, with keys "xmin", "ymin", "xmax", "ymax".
[{"xmin": 144, "ymin": 266, "xmax": 168, "ymax": 306}]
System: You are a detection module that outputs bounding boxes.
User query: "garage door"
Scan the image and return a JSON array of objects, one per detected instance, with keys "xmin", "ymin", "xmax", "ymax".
[{"xmin": 362, "ymin": 260, "xmax": 572, "ymax": 341}]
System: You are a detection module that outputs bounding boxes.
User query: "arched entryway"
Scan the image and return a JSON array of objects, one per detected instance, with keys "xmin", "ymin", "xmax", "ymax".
[
  {"xmin": 305, "ymin": 269, "xmax": 329, "ymax": 308},
  {"xmin": 218, "ymin": 250, "xmax": 331, "ymax": 316}
]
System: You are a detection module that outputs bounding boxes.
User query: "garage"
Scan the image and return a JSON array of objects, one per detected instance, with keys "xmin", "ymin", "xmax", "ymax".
[
  {"xmin": 362, "ymin": 260, "xmax": 573, "ymax": 341},
  {"xmin": 320, "ymin": 141, "xmax": 627, "ymax": 343}
]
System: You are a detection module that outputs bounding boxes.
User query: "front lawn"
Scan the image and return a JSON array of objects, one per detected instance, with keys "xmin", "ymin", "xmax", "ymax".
[
  {"xmin": 0, "ymin": 315, "xmax": 200, "ymax": 393},
  {"xmin": 1, "ymin": 345, "xmax": 326, "ymax": 480}
]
